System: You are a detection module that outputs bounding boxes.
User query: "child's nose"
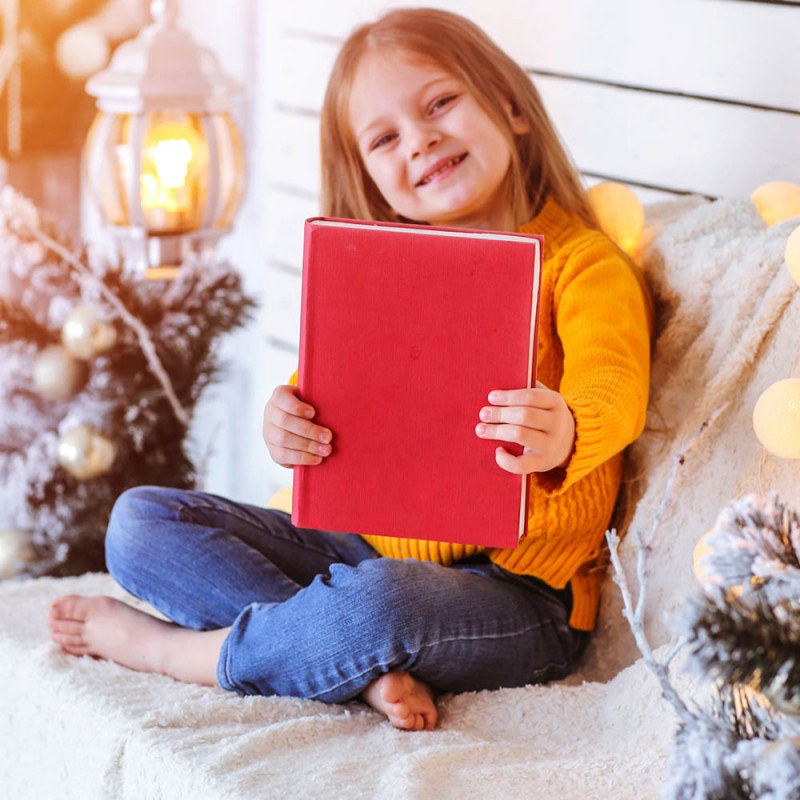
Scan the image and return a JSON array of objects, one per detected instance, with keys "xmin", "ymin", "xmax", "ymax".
[{"xmin": 408, "ymin": 126, "xmax": 442, "ymax": 159}]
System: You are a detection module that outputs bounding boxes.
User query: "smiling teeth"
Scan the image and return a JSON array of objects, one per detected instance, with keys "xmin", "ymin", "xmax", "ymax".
[{"xmin": 418, "ymin": 155, "xmax": 464, "ymax": 186}]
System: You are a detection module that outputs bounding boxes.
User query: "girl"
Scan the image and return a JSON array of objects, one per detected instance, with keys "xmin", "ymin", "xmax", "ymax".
[{"xmin": 48, "ymin": 8, "xmax": 652, "ymax": 732}]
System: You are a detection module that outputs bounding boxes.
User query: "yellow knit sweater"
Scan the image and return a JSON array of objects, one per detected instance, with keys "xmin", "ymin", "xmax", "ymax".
[{"xmin": 357, "ymin": 200, "xmax": 653, "ymax": 630}]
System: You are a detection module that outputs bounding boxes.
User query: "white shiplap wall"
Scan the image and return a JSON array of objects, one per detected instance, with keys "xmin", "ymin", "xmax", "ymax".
[{"xmin": 186, "ymin": 0, "xmax": 800, "ymax": 502}]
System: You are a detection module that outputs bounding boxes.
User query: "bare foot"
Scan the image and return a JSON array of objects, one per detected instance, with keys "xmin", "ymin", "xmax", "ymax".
[
  {"xmin": 48, "ymin": 594, "xmax": 228, "ymax": 687},
  {"xmin": 362, "ymin": 671, "xmax": 438, "ymax": 731}
]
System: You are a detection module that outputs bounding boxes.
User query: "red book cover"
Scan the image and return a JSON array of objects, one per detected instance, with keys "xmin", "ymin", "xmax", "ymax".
[{"xmin": 292, "ymin": 217, "xmax": 543, "ymax": 548}]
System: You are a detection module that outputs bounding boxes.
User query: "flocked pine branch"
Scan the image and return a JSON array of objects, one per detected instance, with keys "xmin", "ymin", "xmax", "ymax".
[
  {"xmin": 713, "ymin": 683, "xmax": 782, "ymax": 743},
  {"xmin": 0, "ymin": 297, "xmax": 53, "ymax": 346},
  {"xmin": 609, "ymin": 412, "xmax": 800, "ymax": 799},
  {"xmin": 19, "ymin": 220, "xmax": 193, "ymax": 427},
  {"xmin": 679, "ymin": 590, "xmax": 800, "ymax": 713},
  {"xmin": 695, "ymin": 493, "xmax": 800, "ymax": 603}
]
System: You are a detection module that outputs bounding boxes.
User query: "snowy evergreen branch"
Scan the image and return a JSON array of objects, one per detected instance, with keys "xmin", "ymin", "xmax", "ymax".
[
  {"xmin": 680, "ymin": 590, "xmax": 800, "ymax": 710},
  {"xmin": 21, "ymin": 223, "xmax": 192, "ymax": 427},
  {"xmin": 0, "ymin": 297, "xmax": 52, "ymax": 346}
]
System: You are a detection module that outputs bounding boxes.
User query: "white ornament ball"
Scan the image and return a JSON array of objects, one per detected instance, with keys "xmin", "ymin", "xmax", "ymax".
[
  {"xmin": 57, "ymin": 425, "xmax": 117, "ymax": 481},
  {"xmin": 0, "ymin": 529, "xmax": 36, "ymax": 580},
  {"xmin": 753, "ymin": 378, "xmax": 800, "ymax": 458},
  {"xmin": 785, "ymin": 226, "xmax": 800, "ymax": 287},
  {"xmin": 62, "ymin": 304, "xmax": 117, "ymax": 360},
  {"xmin": 33, "ymin": 344, "xmax": 88, "ymax": 401},
  {"xmin": 55, "ymin": 23, "xmax": 110, "ymax": 80}
]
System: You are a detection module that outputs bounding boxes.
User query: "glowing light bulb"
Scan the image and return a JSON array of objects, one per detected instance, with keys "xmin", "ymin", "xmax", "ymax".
[
  {"xmin": 751, "ymin": 181, "xmax": 800, "ymax": 227},
  {"xmin": 692, "ymin": 530, "xmax": 715, "ymax": 585},
  {"xmin": 153, "ymin": 139, "xmax": 193, "ymax": 190},
  {"xmin": 587, "ymin": 181, "xmax": 644, "ymax": 256},
  {"xmin": 785, "ymin": 226, "xmax": 800, "ymax": 287},
  {"xmin": 140, "ymin": 118, "xmax": 209, "ymax": 232},
  {"xmin": 753, "ymin": 378, "xmax": 800, "ymax": 458}
]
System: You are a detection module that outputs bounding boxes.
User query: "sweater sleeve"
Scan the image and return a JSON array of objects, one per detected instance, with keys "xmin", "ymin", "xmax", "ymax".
[{"xmin": 535, "ymin": 233, "xmax": 652, "ymax": 495}]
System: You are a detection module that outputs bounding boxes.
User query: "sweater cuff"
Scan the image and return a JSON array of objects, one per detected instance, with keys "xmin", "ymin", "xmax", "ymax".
[{"xmin": 534, "ymin": 396, "xmax": 625, "ymax": 496}]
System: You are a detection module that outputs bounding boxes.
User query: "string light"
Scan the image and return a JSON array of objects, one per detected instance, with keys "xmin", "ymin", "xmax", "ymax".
[
  {"xmin": 785, "ymin": 226, "xmax": 800, "ymax": 287},
  {"xmin": 753, "ymin": 378, "xmax": 800, "ymax": 459},
  {"xmin": 587, "ymin": 181, "xmax": 645, "ymax": 256},
  {"xmin": 751, "ymin": 181, "xmax": 800, "ymax": 227}
]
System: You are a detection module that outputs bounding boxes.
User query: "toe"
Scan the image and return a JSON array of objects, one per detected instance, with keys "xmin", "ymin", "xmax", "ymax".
[
  {"xmin": 51, "ymin": 630, "xmax": 87, "ymax": 649},
  {"xmin": 49, "ymin": 619, "xmax": 85, "ymax": 637},
  {"xmin": 50, "ymin": 594, "xmax": 84, "ymax": 622}
]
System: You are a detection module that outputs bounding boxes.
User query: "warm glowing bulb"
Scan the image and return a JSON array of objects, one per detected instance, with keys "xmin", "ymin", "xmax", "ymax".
[
  {"xmin": 693, "ymin": 530, "xmax": 715, "ymax": 585},
  {"xmin": 140, "ymin": 120, "xmax": 208, "ymax": 228},
  {"xmin": 786, "ymin": 226, "xmax": 800, "ymax": 287},
  {"xmin": 753, "ymin": 378, "xmax": 800, "ymax": 458},
  {"xmin": 751, "ymin": 181, "xmax": 800, "ymax": 226},
  {"xmin": 587, "ymin": 181, "xmax": 645, "ymax": 256},
  {"xmin": 153, "ymin": 139, "xmax": 193, "ymax": 189}
]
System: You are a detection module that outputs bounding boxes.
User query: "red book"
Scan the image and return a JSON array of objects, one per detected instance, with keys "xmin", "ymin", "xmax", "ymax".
[{"xmin": 292, "ymin": 217, "xmax": 543, "ymax": 548}]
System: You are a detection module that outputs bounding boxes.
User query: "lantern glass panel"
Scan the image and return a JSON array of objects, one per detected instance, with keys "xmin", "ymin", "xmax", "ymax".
[
  {"xmin": 85, "ymin": 112, "xmax": 129, "ymax": 226},
  {"xmin": 212, "ymin": 112, "xmax": 246, "ymax": 228}
]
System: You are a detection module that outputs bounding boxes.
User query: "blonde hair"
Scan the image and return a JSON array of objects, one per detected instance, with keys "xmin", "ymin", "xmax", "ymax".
[{"xmin": 320, "ymin": 7, "xmax": 597, "ymax": 230}]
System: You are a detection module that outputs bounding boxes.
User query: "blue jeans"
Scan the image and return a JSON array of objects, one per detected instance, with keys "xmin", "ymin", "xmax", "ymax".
[{"xmin": 105, "ymin": 486, "xmax": 587, "ymax": 703}]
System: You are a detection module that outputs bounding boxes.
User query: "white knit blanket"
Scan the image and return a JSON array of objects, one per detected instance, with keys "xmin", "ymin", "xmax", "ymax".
[{"xmin": 1, "ymin": 198, "xmax": 797, "ymax": 800}]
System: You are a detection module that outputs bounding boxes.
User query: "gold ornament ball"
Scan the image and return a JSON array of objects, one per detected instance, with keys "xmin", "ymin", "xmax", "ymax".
[
  {"xmin": 57, "ymin": 425, "xmax": 117, "ymax": 481},
  {"xmin": 33, "ymin": 345, "xmax": 88, "ymax": 401},
  {"xmin": 0, "ymin": 529, "xmax": 36, "ymax": 580},
  {"xmin": 62, "ymin": 304, "xmax": 118, "ymax": 360},
  {"xmin": 587, "ymin": 181, "xmax": 645, "ymax": 256},
  {"xmin": 786, "ymin": 225, "xmax": 800, "ymax": 287},
  {"xmin": 751, "ymin": 181, "xmax": 800, "ymax": 227},
  {"xmin": 753, "ymin": 378, "xmax": 800, "ymax": 458}
]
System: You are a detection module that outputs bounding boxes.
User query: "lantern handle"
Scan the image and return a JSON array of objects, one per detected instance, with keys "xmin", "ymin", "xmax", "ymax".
[{"xmin": 150, "ymin": 0, "xmax": 180, "ymax": 27}]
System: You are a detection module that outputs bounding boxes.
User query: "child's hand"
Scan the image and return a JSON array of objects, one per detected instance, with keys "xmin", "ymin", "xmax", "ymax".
[
  {"xmin": 262, "ymin": 385, "xmax": 333, "ymax": 468},
  {"xmin": 475, "ymin": 382, "xmax": 575, "ymax": 475}
]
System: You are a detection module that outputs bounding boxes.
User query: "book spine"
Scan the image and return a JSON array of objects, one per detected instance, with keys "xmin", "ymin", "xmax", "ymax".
[
  {"xmin": 291, "ymin": 220, "xmax": 316, "ymax": 527},
  {"xmin": 520, "ymin": 239, "xmax": 542, "ymax": 541}
]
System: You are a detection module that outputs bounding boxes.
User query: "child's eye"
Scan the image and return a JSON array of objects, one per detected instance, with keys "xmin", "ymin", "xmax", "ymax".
[
  {"xmin": 369, "ymin": 132, "xmax": 397, "ymax": 152},
  {"xmin": 429, "ymin": 95, "xmax": 458, "ymax": 114}
]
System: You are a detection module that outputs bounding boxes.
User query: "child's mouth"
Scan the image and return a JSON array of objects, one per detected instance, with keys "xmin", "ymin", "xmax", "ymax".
[{"xmin": 416, "ymin": 154, "xmax": 467, "ymax": 187}]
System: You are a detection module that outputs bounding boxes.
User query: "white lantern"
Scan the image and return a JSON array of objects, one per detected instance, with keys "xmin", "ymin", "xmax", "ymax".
[{"xmin": 83, "ymin": 0, "xmax": 246, "ymax": 277}]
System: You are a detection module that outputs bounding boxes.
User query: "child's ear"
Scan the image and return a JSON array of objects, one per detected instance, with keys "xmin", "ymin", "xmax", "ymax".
[{"xmin": 504, "ymin": 101, "xmax": 530, "ymax": 135}]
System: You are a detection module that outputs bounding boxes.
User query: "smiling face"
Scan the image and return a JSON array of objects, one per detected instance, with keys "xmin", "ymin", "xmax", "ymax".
[{"xmin": 348, "ymin": 48, "xmax": 524, "ymax": 231}]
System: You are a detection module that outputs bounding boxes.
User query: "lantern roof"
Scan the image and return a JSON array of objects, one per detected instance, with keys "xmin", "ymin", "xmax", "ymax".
[{"xmin": 86, "ymin": 0, "xmax": 242, "ymax": 114}]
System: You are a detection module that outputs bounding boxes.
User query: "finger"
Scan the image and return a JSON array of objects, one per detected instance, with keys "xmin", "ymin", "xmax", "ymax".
[
  {"xmin": 487, "ymin": 388, "xmax": 558, "ymax": 409},
  {"xmin": 479, "ymin": 404, "xmax": 553, "ymax": 431},
  {"xmin": 475, "ymin": 421, "xmax": 545, "ymax": 448},
  {"xmin": 270, "ymin": 385, "xmax": 317, "ymax": 420},
  {"xmin": 494, "ymin": 446, "xmax": 548, "ymax": 475},
  {"xmin": 266, "ymin": 405, "xmax": 332, "ymax": 445},
  {"xmin": 271, "ymin": 446, "xmax": 325, "ymax": 468},
  {"xmin": 266, "ymin": 427, "xmax": 332, "ymax": 458}
]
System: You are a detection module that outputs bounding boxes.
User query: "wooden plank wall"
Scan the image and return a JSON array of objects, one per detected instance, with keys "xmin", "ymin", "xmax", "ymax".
[{"xmin": 189, "ymin": 0, "xmax": 800, "ymax": 500}]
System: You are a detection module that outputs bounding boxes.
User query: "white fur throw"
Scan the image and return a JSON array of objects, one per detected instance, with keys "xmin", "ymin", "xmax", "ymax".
[{"xmin": 1, "ymin": 198, "xmax": 797, "ymax": 799}]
